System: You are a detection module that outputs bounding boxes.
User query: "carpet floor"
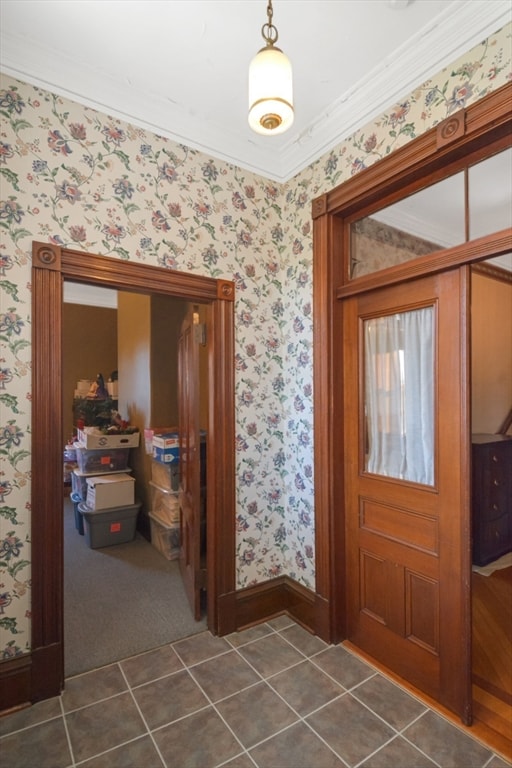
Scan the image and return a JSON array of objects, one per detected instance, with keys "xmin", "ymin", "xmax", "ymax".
[{"xmin": 64, "ymin": 498, "xmax": 206, "ymax": 677}]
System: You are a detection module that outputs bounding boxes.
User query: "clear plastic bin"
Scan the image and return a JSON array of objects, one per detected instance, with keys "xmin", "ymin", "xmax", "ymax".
[
  {"xmin": 150, "ymin": 458, "xmax": 180, "ymax": 492},
  {"xmin": 74, "ymin": 443, "xmax": 129, "ymax": 474},
  {"xmin": 149, "ymin": 481, "xmax": 180, "ymax": 525},
  {"xmin": 149, "ymin": 510, "xmax": 180, "ymax": 560}
]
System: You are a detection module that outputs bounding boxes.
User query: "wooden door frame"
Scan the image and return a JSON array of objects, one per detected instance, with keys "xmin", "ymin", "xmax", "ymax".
[
  {"xmin": 312, "ymin": 82, "xmax": 512, "ymax": 657},
  {"xmin": 28, "ymin": 242, "xmax": 236, "ymax": 703}
]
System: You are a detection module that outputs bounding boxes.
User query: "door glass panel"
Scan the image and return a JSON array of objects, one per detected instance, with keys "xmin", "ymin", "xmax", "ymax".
[
  {"xmin": 350, "ymin": 173, "xmax": 465, "ymax": 279},
  {"xmin": 364, "ymin": 306, "xmax": 434, "ymax": 485},
  {"xmin": 468, "ymin": 148, "xmax": 512, "ymax": 240}
]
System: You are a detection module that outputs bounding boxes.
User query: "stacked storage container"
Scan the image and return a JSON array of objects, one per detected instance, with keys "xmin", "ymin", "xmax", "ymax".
[
  {"xmin": 72, "ymin": 428, "xmax": 141, "ymax": 548},
  {"xmin": 149, "ymin": 431, "xmax": 181, "ymax": 560},
  {"xmin": 148, "ymin": 430, "xmax": 207, "ymax": 561}
]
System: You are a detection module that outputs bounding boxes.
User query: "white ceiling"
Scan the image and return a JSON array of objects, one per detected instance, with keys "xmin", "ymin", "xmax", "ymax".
[{"xmin": 1, "ymin": 0, "xmax": 510, "ymax": 182}]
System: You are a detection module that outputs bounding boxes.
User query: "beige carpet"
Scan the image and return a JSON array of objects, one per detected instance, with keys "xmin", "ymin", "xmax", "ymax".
[{"xmin": 64, "ymin": 498, "xmax": 206, "ymax": 677}]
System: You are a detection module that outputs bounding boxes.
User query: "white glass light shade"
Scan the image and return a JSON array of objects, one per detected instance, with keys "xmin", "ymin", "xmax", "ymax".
[{"xmin": 248, "ymin": 46, "xmax": 294, "ymax": 135}]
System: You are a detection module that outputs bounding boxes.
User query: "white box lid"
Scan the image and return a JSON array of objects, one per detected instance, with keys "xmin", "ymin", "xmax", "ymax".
[{"xmin": 86, "ymin": 473, "xmax": 134, "ymax": 488}]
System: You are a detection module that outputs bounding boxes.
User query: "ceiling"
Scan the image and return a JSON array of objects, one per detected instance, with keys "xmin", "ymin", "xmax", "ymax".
[{"xmin": 1, "ymin": 0, "xmax": 510, "ymax": 182}]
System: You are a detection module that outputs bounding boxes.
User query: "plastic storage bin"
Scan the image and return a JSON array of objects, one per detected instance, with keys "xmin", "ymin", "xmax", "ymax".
[
  {"xmin": 151, "ymin": 458, "xmax": 180, "ymax": 492},
  {"xmin": 74, "ymin": 443, "xmax": 130, "ymax": 474},
  {"xmin": 70, "ymin": 491, "xmax": 84, "ymax": 535},
  {"xmin": 149, "ymin": 481, "xmax": 180, "ymax": 525},
  {"xmin": 79, "ymin": 501, "xmax": 141, "ymax": 549},
  {"xmin": 149, "ymin": 510, "xmax": 180, "ymax": 560}
]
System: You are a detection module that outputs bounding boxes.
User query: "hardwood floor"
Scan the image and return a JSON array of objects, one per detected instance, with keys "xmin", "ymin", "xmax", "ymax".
[{"xmin": 472, "ymin": 564, "xmax": 512, "ymax": 757}]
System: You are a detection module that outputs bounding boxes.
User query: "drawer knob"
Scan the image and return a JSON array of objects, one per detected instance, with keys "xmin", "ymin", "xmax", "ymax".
[
  {"xmin": 492, "ymin": 454, "xmax": 499, "ymax": 463},
  {"xmin": 493, "ymin": 479, "xmax": 500, "ymax": 486}
]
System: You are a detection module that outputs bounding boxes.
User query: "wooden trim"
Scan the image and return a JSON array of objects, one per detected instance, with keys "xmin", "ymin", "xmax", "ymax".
[
  {"xmin": 336, "ymin": 229, "xmax": 512, "ymax": 299},
  {"xmin": 0, "ymin": 655, "xmax": 31, "ymax": 712},
  {"xmin": 315, "ymin": 83, "xmax": 512, "ymax": 219},
  {"xmin": 7, "ymin": 242, "xmax": 237, "ymax": 711},
  {"xmin": 231, "ymin": 576, "xmax": 316, "ymax": 634},
  {"xmin": 472, "ymin": 261, "xmax": 512, "ymax": 285},
  {"xmin": 312, "ymin": 81, "xmax": 512, "ymax": 724},
  {"xmin": 313, "ymin": 213, "xmax": 346, "ymax": 644}
]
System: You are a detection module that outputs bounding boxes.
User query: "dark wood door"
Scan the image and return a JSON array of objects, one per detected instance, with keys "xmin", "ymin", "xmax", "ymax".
[
  {"xmin": 178, "ymin": 305, "xmax": 205, "ymax": 620},
  {"xmin": 343, "ymin": 268, "xmax": 471, "ymax": 720}
]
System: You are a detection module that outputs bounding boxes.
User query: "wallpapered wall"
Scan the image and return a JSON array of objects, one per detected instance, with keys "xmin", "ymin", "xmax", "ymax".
[{"xmin": 1, "ymin": 24, "xmax": 510, "ymax": 660}]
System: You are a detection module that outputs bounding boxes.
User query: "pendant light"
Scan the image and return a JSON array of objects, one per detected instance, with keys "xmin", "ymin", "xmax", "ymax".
[{"xmin": 248, "ymin": 0, "xmax": 294, "ymax": 135}]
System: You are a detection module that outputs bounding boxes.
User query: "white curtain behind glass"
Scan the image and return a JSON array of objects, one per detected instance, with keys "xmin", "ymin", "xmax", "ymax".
[{"xmin": 364, "ymin": 307, "xmax": 434, "ymax": 485}]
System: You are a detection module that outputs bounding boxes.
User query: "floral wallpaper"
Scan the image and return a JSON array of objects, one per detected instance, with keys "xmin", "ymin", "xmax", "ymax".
[{"xmin": 0, "ymin": 23, "xmax": 510, "ymax": 660}]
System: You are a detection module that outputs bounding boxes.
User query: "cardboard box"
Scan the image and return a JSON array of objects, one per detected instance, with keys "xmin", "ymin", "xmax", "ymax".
[
  {"xmin": 144, "ymin": 426, "xmax": 177, "ymax": 455},
  {"xmin": 86, "ymin": 473, "xmax": 135, "ymax": 510},
  {"xmin": 77, "ymin": 428, "xmax": 140, "ymax": 449},
  {"xmin": 152, "ymin": 431, "xmax": 179, "ymax": 450},
  {"xmin": 72, "ymin": 468, "xmax": 132, "ymax": 500},
  {"xmin": 153, "ymin": 445, "xmax": 180, "ymax": 463},
  {"xmin": 80, "ymin": 501, "xmax": 141, "ymax": 549}
]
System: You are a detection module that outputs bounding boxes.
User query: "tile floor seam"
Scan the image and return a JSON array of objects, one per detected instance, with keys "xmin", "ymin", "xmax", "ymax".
[
  {"xmin": 180, "ymin": 663, "xmax": 259, "ymax": 759},
  {"xmin": 236, "ymin": 718, "xmax": 312, "ymax": 762},
  {"xmin": 263, "ymin": 667, "xmax": 347, "ymax": 721},
  {"xmin": 297, "ymin": 716, "xmax": 353, "ymax": 768},
  {"xmin": 71, "ymin": 734, "xmax": 162, "ymax": 768},
  {"xmin": 126, "ymin": 663, "xmax": 188, "ymax": 691},
  {"xmin": 224, "ymin": 624, "xmax": 277, "ymax": 649},
  {"xmin": 397, "ymin": 732, "xmax": 445, "ymax": 768},
  {"xmin": 195, "ymin": 674, "xmax": 270, "ymax": 706},
  {"xmin": 232, "ymin": 641, "xmax": 313, "ymax": 683},
  {"xmin": 216, "ymin": 749, "xmax": 259, "ymax": 768},
  {"xmin": 61, "ymin": 687, "xmax": 130, "ymax": 716},
  {"xmin": 273, "ymin": 629, "xmax": 323, "ymax": 660},
  {"xmin": 306, "ymin": 652, "xmax": 376, "ymax": 691},
  {"xmin": 397, "ymin": 714, "xmax": 466, "ymax": 768},
  {"xmin": 118, "ymin": 656, "xmax": 168, "ymax": 768},
  {"xmin": 59, "ymin": 695, "xmax": 76, "ymax": 768},
  {"xmin": 0, "ymin": 713, "xmax": 62, "ymax": 739},
  {"xmin": 223, "ymin": 631, "xmax": 277, "ymax": 653},
  {"xmin": 350, "ymin": 732, "xmax": 405, "ymax": 768},
  {"xmin": 343, "ymin": 688, "xmax": 409, "ymax": 736},
  {"xmin": 404, "ymin": 706, "xmax": 500, "ymax": 765},
  {"xmin": 209, "ymin": 695, "xmax": 265, "ymax": 763},
  {"xmin": 172, "ymin": 643, "xmax": 234, "ymax": 669}
]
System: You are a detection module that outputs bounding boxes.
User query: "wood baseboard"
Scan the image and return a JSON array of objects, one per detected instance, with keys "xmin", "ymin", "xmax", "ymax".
[
  {"xmin": 0, "ymin": 578, "xmax": 319, "ymax": 714},
  {"xmin": 0, "ymin": 643, "xmax": 63, "ymax": 715},
  {"xmin": 0, "ymin": 655, "xmax": 31, "ymax": 713},
  {"xmin": 230, "ymin": 575, "xmax": 317, "ymax": 634}
]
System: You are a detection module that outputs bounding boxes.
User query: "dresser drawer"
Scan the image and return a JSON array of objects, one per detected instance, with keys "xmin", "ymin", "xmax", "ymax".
[
  {"xmin": 472, "ymin": 435, "xmax": 512, "ymax": 566},
  {"xmin": 472, "ymin": 513, "xmax": 511, "ymax": 566}
]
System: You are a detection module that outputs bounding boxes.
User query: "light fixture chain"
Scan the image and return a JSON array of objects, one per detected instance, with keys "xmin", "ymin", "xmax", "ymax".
[{"xmin": 262, "ymin": 0, "xmax": 278, "ymax": 46}]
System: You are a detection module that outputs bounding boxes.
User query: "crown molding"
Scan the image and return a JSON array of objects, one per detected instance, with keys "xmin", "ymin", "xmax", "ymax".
[{"xmin": 0, "ymin": 1, "xmax": 510, "ymax": 182}]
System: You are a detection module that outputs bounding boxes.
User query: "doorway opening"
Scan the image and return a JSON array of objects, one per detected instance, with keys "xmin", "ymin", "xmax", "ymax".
[
  {"xmin": 62, "ymin": 285, "xmax": 209, "ymax": 677},
  {"xmin": 311, "ymin": 84, "xmax": 511, "ymax": 736},
  {"xmin": 31, "ymin": 242, "xmax": 236, "ymax": 701},
  {"xmin": 470, "ymin": 259, "xmax": 512, "ymax": 745}
]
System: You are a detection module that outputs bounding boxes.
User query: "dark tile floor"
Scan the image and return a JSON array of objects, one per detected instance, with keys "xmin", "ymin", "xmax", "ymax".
[{"xmin": 1, "ymin": 616, "xmax": 510, "ymax": 768}]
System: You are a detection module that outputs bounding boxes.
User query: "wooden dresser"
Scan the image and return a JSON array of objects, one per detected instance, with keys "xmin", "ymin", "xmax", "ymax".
[{"xmin": 471, "ymin": 434, "xmax": 512, "ymax": 566}]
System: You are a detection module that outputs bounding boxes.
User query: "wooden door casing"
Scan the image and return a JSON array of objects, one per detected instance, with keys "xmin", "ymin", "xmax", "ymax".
[
  {"xmin": 27, "ymin": 242, "xmax": 235, "ymax": 705},
  {"xmin": 312, "ymin": 84, "xmax": 511, "ymax": 726},
  {"xmin": 343, "ymin": 269, "xmax": 471, "ymax": 719},
  {"xmin": 178, "ymin": 306, "xmax": 205, "ymax": 620}
]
